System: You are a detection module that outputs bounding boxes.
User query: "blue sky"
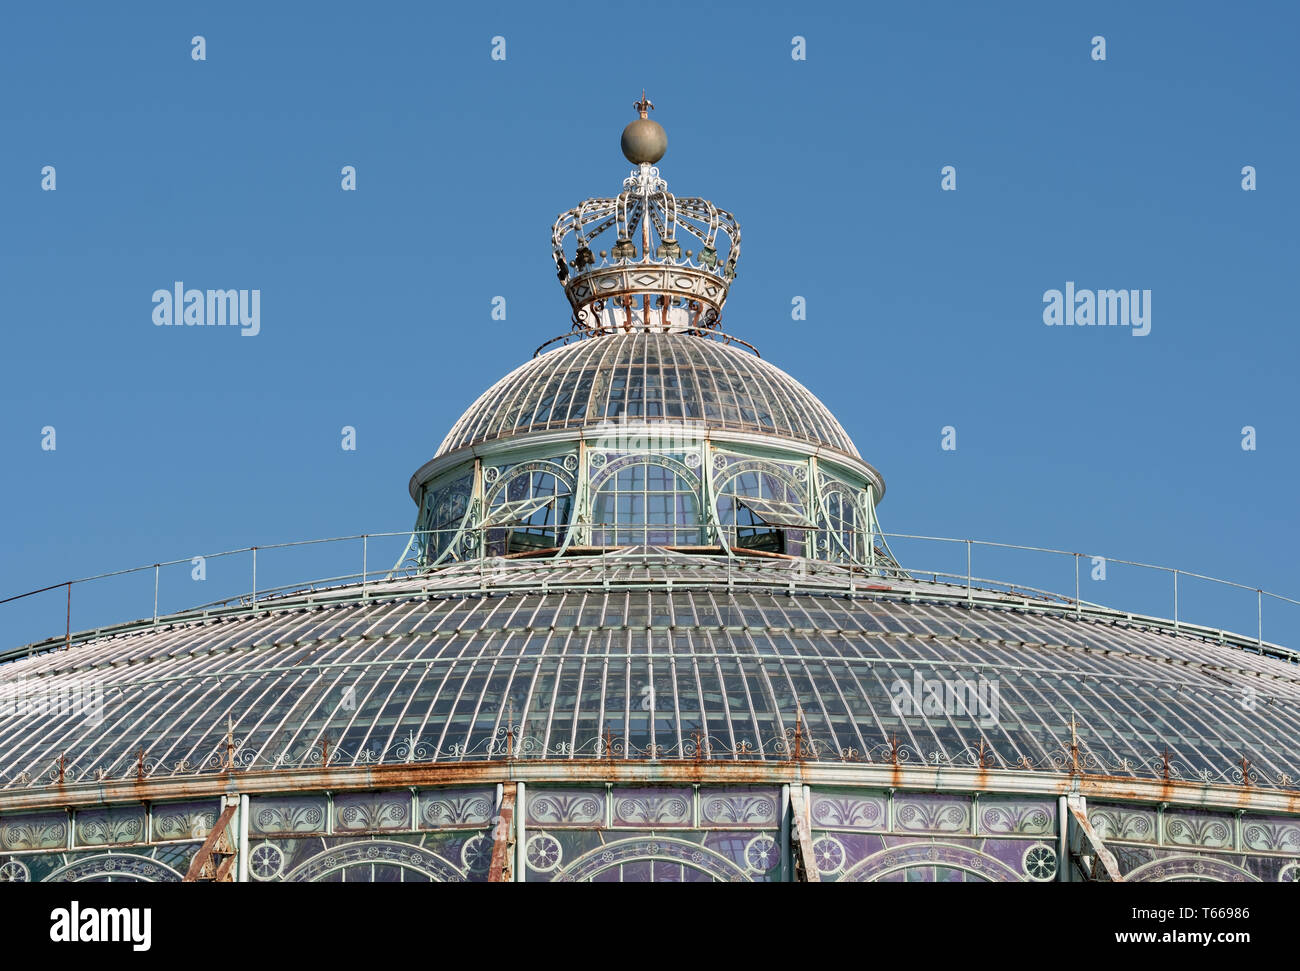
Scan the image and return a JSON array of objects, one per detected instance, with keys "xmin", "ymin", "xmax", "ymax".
[{"xmin": 1, "ymin": 1, "xmax": 1296, "ymax": 647}]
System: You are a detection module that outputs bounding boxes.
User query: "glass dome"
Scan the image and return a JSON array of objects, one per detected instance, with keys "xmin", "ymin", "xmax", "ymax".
[{"xmin": 436, "ymin": 331, "xmax": 860, "ymax": 459}]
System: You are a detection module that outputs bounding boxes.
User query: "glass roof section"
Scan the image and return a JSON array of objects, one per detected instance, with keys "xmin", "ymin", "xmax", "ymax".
[
  {"xmin": 2, "ymin": 552, "xmax": 1296, "ymax": 793},
  {"xmin": 435, "ymin": 332, "xmax": 860, "ymax": 459}
]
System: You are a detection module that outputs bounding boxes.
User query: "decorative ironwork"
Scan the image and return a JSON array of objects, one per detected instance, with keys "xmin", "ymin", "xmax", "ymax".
[{"xmin": 552, "ymin": 100, "xmax": 740, "ymax": 335}]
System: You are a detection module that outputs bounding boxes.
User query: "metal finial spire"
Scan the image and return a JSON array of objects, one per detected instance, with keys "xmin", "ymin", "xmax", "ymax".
[{"xmin": 551, "ymin": 100, "xmax": 740, "ymax": 338}]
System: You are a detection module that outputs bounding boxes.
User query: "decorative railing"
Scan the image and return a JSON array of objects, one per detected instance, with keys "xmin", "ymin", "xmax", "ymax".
[{"xmin": 1, "ymin": 526, "xmax": 1297, "ymax": 663}]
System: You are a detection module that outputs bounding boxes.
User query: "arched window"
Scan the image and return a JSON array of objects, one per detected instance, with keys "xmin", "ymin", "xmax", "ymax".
[
  {"xmin": 484, "ymin": 461, "xmax": 574, "ymax": 555},
  {"xmin": 715, "ymin": 464, "xmax": 811, "ymax": 556},
  {"xmin": 590, "ymin": 455, "xmax": 704, "ymax": 546},
  {"xmin": 819, "ymin": 480, "xmax": 859, "ymax": 562},
  {"xmin": 419, "ymin": 471, "xmax": 472, "ymax": 562}
]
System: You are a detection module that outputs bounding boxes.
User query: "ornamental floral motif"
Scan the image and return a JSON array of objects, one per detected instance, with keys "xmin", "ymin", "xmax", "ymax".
[
  {"xmin": 526, "ymin": 833, "xmax": 562, "ymax": 873},
  {"xmin": 613, "ymin": 793, "xmax": 691, "ymax": 826},
  {"xmin": 1243, "ymin": 821, "xmax": 1300, "ymax": 854},
  {"xmin": 0, "ymin": 859, "xmax": 30, "ymax": 882},
  {"xmin": 1023, "ymin": 843, "xmax": 1058, "ymax": 881},
  {"xmin": 811, "ymin": 836, "xmax": 846, "ymax": 875},
  {"xmin": 1165, "ymin": 813, "xmax": 1233, "ymax": 849},
  {"xmin": 335, "ymin": 793, "xmax": 410, "ymax": 832},
  {"xmin": 75, "ymin": 809, "xmax": 146, "ymax": 847},
  {"xmin": 420, "ymin": 790, "xmax": 494, "ymax": 827},
  {"xmin": 460, "ymin": 834, "xmax": 494, "ymax": 874},
  {"xmin": 153, "ymin": 805, "xmax": 218, "ymax": 842},
  {"xmin": 1088, "ymin": 806, "xmax": 1157, "ymax": 843},
  {"xmin": 0, "ymin": 814, "xmax": 68, "ymax": 851},
  {"xmin": 894, "ymin": 795, "xmax": 971, "ymax": 834},
  {"xmin": 810, "ymin": 794, "xmax": 885, "ymax": 830},
  {"xmin": 528, "ymin": 791, "xmax": 604, "ymax": 826},
  {"xmin": 700, "ymin": 792, "xmax": 778, "ymax": 826},
  {"xmin": 981, "ymin": 800, "xmax": 1054, "ymax": 836},
  {"xmin": 249, "ymin": 843, "xmax": 285, "ymax": 881},
  {"xmin": 744, "ymin": 835, "xmax": 779, "ymax": 873},
  {"xmin": 253, "ymin": 799, "xmax": 326, "ymax": 836},
  {"xmin": 1278, "ymin": 862, "xmax": 1300, "ymax": 883}
]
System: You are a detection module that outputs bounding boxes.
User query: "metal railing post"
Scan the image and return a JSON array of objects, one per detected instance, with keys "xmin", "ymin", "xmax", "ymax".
[
  {"xmin": 1258, "ymin": 590, "xmax": 1263, "ymax": 647},
  {"xmin": 965, "ymin": 540, "xmax": 972, "ymax": 604},
  {"xmin": 153, "ymin": 564, "xmax": 160, "ymax": 624},
  {"xmin": 361, "ymin": 534, "xmax": 368, "ymax": 598},
  {"xmin": 1074, "ymin": 554, "xmax": 1081, "ymax": 619},
  {"xmin": 251, "ymin": 547, "xmax": 257, "ymax": 605},
  {"xmin": 1173, "ymin": 569, "xmax": 1179, "ymax": 634}
]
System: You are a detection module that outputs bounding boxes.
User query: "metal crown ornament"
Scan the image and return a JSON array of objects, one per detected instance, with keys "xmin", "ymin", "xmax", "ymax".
[{"xmin": 551, "ymin": 94, "xmax": 741, "ymax": 335}]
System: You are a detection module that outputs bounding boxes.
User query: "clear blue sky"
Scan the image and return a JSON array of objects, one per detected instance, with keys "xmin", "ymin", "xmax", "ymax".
[{"xmin": 2, "ymin": 1, "xmax": 1296, "ymax": 647}]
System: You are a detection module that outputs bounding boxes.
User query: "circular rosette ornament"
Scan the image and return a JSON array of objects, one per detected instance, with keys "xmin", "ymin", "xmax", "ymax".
[{"xmin": 526, "ymin": 833, "xmax": 563, "ymax": 873}]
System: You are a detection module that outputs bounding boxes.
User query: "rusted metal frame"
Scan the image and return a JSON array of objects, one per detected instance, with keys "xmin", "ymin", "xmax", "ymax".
[
  {"xmin": 1170, "ymin": 672, "xmax": 1291, "ymax": 783},
  {"xmin": 788, "ymin": 783, "xmax": 819, "ymax": 882},
  {"xmin": 1146, "ymin": 682, "xmax": 1244, "ymax": 781},
  {"xmin": 488, "ymin": 783, "xmax": 516, "ymax": 882},
  {"xmin": 858, "ymin": 660, "xmax": 929, "ymax": 763},
  {"xmin": 4, "ymin": 760, "xmax": 1300, "ymax": 821},
  {"xmin": 26, "ymin": 673, "xmax": 176, "ymax": 786},
  {"xmin": 183, "ymin": 800, "xmax": 238, "ymax": 882},
  {"xmin": 1065, "ymin": 794, "xmax": 1123, "ymax": 882}
]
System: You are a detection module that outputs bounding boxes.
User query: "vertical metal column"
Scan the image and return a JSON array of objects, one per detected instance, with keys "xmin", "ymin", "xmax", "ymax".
[
  {"xmin": 237, "ymin": 793, "xmax": 250, "ymax": 883},
  {"xmin": 514, "ymin": 781, "xmax": 526, "ymax": 882},
  {"xmin": 779, "ymin": 783, "xmax": 791, "ymax": 882},
  {"xmin": 1057, "ymin": 794, "xmax": 1068, "ymax": 882}
]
